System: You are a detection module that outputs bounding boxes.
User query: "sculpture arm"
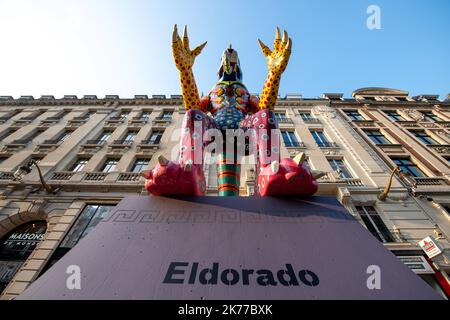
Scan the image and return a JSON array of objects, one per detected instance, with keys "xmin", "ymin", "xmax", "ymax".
[
  {"xmin": 257, "ymin": 28, "xmax": 292, "ymax": 110},
  {"xmin": 172, "ymin": 25, "xmax": 207, "ymax": 110}
]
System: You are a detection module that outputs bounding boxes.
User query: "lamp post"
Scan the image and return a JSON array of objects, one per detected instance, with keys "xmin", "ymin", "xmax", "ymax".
[{"xmin": 13, "ymin": 159, "xmax": 55, "ymax": 194}]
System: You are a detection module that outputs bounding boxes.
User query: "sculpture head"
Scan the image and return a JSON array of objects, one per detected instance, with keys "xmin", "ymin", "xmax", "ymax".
[{"xmin": 218, "ymin": 45, "xmax": 242, "ymax": 82}]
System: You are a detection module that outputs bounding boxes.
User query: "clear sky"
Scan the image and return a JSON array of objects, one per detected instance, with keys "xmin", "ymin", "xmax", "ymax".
[{"xmin": 0, "ymin": 0, "xmax": 449, "ymax": 99}]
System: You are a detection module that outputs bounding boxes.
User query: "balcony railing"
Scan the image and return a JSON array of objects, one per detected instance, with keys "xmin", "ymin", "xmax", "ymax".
[
  {"xmin": 71, "ymin": 115, "xmax": 90, "ymax": 121},
  {"xmin": 50, "ymin": 171, "xmax": 75, "ymax": 181},
  {"xmin": 302, "ymin": 118, "xmax": 321, "ymax": 124},
  {"xmin": 317, "ymin": 142, "xmax": 339, "ymax": 148},
  {"xmin": 83, "ymin": 139, "xmax": 108, "ymax": 145},
  {"xmin": 284, "ymin": 141, "xmax": 306, "ymax": 148},
  {"xmin": 117, "ymin": 172, "xmax": 141, "ymax": 182},
  {"xmin": 6, "ymin": 139, "xmax": 29, "ymax": 146},
  {"xmin": 107, "ymin": 116, "xmax": 126, "ymax": 122},
  {"xmin": 426, "ymin": 144, "xmax": 450, "ymax": 154},
  {"xmin": 111, "ymin": 139, "xmax": 134, "ymax": 146},
  {"xmin": 39, "ymin": 139, "xmax": 62, "ymax": 146},
  {"xmin": 414, "ymin": 177, "xmax": 448, "ymax": 186},
  {"xmin": 0, "ymin": 172, "xmax": 14, "ymax": 180},
  {"xmin": 341, "ymin": 178, "xmax": 364, "ymax": 187},
  {"xmin": 153, "ymin": 116, "xmax": 172, "ymax": 123},
  {"xmin": 276, "ymin": 118, "xmax": 293, "ymax": 124},
  {"xmin": 83, "ymin": 172, "xmax": 108, "ymax": 181},
  {"xmin": 43, "ymin": 116, "xmax": 62, "ymax": 121},
  {"xmin": 396, "ymin": 120, "xmax": 419, "ymax": 128},
  {"xmin": 435, "ymin": 120, "xmax": 450, "ymax": 128},
  {"xmin": 130, "ymin": 116, "xmax": 150, "ymax": 123}
]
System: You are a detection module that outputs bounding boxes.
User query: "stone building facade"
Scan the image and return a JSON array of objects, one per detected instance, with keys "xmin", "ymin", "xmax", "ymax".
[{"xmin": 0, "ymin": 88, "xmax": 449, "ymax": 299}]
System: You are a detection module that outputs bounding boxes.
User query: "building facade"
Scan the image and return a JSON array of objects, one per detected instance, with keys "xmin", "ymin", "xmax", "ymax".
[{"xmin": 0, "ymin": 88, "xmax": 449, "ymax": 299}]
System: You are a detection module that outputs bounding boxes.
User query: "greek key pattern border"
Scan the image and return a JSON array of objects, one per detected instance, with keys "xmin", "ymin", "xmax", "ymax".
[{"xmin": 102, "ymin": 209, "xmax": 353, "ymax": 224}]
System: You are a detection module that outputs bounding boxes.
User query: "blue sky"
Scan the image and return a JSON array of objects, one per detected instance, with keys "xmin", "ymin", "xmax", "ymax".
[{"xmin": 0, "ymin": 0, "xmax": 449, "ymax": 99}]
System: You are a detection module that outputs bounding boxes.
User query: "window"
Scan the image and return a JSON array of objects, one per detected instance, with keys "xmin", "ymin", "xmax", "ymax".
[
  {"xmin": 364, "ymin": 130, "xmax": 392, "ymax": 145},
  {"xmin": 299, "ymin": 112, "xmax": 315, "ymax": 122},
  {"xmin": 392, "ymin": 157, "xmax": 426, "ymax": 177},
  {"xmin": 384, "ymin": 110, "xmax": 405, "ymax": 121},
  {"xmin": 328, "ymin": 159, "xmax": 353, "ymax": 179},
  {"xmin": 410, "ymin": 130, "xmax": 439, "ymax": 145},
  {"xmin": 40, "ymin": 204, "xmax": 114, "ymax": 274},
  {"xmin": 275, "ymin": 112, "xmax": 288, "ymax": 122},
  {"xmin": 70, "ymin": 158, "xmax": 89, "ymax": 172},
  {"xmin": 0, "ymin": 128, "xmax": 17, "ymax": 140},
  {"xmin": 395, "ymin": 97, "xmax": 408, "ymax": 102},
  {"xmin": 131, "ymin": 159, "xmax": 151, "ymax": 173},
  {"xmin": 355, "ymin": 206, "xmax": 394, "ymax": 243},
  {"xmin": 364, "ymin": 96, "xmax": 377, "ymax": 101},
  {"xmin": 58, "ymin": 130, "xmax": 72, "ymax": 143},
  {"xmin": 101, "ymin": 159, "xmax": 119, "ymax": 173},
  {"xmin": 281, "ymin": 131, "xmax": 300, "ymax": 147},
  {"xmin": 161, "ymin": 111, "xmax": 173, "ymax": 120},
  {"xmin": 344, "ymin": 110, "xmax": 365, "ymax": 121},
  {"xmin": 421, "ymin": 111, "xmax": 441, "ymax": 122},
  {"xmin": 123, "ymin": 131, "xmax": 137, "ymax": 144},
  {"xmin": 310, "ymin": 130, "xmax": 331, "ymax": 147},
  {"xmin": 119, "ymin": 110, "xmax": 130, "ymax": 120},
  {"xmin": 98, "ymin": 131, "xmax": 112, "ymax": 143},
  {"xmin": 141, "ymin": 111, "xmax": 151, "ymax": 120},
  {"xmin": 147, "ymin": 131, "xmax": 164, "ymax": 144},
  {"xmin": 27, "ymin": 129, "xmax": 45, "ymax": 141},
  {"xmin": 0, "ymin": 221, "xmax": 47, "ymax": 293}
]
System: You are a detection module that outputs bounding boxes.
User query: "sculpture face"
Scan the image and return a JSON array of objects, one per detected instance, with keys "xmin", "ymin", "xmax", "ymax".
[{"xmin": 218, "ymin": 46, "xmax": 242, "ymax": 82}]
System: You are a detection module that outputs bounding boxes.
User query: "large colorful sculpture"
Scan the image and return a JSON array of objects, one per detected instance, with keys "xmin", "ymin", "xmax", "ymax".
[{"xmin": 142, "ymin": 25, "xmax": 325, "ymax": 197}]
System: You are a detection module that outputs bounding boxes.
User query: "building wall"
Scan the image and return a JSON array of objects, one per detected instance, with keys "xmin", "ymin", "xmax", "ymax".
[{"xmin": 0, "ymin": 91, "xmax": 449, "ymax": 299}]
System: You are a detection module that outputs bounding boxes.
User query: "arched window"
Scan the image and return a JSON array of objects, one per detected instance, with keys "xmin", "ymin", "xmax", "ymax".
[{"xmin": 0, "ymin": 221, "xmax": 47, "ymax": 293}]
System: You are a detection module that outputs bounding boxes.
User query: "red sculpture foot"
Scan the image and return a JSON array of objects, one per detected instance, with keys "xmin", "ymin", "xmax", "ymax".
[
  {"xmin": 257, "ymin": 153, "xmax": 326, "ymax": 197},
  {"xmin": 141, "ymin": 155, "xmax": 206, "ymax": 196}
]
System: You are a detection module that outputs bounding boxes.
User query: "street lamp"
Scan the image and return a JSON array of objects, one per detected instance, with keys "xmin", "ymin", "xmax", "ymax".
[{"xmin": 13, "ymin": 159, "xmax": 56, "ymax": 194}]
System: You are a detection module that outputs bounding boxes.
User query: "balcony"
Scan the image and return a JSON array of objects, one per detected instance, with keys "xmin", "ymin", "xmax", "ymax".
[
  {"xmin": 110, "ymin": 139, "xmax": 134, "ymax": 146},
  {"xmin": 352, "ymin": 120, "xmax": 376, "ymax": 128},
  {"xmin": 68, "ymin": 116, "xmax": 90, "ymax": 127},
  {"xmin": 104, "ymin": 117, "xmax": 126, "ymax": 128},
  {"xmin": 35, "ymin": 139, "xmax": 62, "ymax": 152},
  {"xmin": 39, "ymin": 117, "xmax": 61, "ymax": 126},
  {"xmin": 152, "ymin": 116, "xmax": 172, "ymax": 125},
  {"xmin": 302, "ymin": 118, "xmax": 321, "ymax": 124},
  {"xmin": 317, "ymin": 142, "xmax": 339, "ymax": 148},
  {"xmin": 82, "ymin": 139, "xmax": 108, "ymax": 146},
  {"xmin": 276, "ymin": 118, "xmax": 294, "ymax": 124},
  {"xmin": 50, "ymin": 171, "xmax": 75, "ymax": 181},
  {"xmin": 427, "ymin": 144, "xmax": 450, "ymax": 155},
  {"xmin": 435, "ymin": 121, "xmax": 450, "ymax": 128},
  {"xmin": 396, "ymin": 121, "xmax": 420, "ymax": 128},
  {"xmin": 341, "ymin": 178, "xmax": 364, "ymax": 187},
  {"xmin": 79, "ymin": 139, "xmax": 107, "ymax": 154},
  {"xmin": 0, "ymin": 172, "xmax": 14, "ymax": 180},
  {"xmin": 130, "ymin": 116, "xmax": 149, "ymax": 125},
  {"xmin": 107, "ymin": 139, "xmax": 134, "ymax": 154},
  {"xmin": 12, "ymin": 119, "xmax": 34, "ymax": 126},
  {"xmin": 83, "ymin": 172, "xmax": 108, "ymax": 181},
  {"xmin": 137, "ymin": 140, "xmax": 160, "ymax": 154},
  {"xmin": 117, "ymin": 172, "xmax": 142, "ymax": 182},
  {"xmin": 5, "ymin": 139, "xmax": 29, "ymax": 146},
  {"xmin": 414, "ymin": 177, "xmax": 449, "ymax": 186},
  {"xmin": 0, "ymin": 116, "xmax": 10, "ymax": 123},
  {"xmin": 284, "ymin": 141, "xmax": 306, "ymax": 149}
]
